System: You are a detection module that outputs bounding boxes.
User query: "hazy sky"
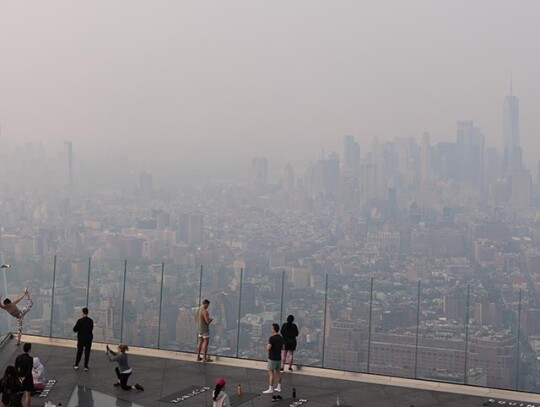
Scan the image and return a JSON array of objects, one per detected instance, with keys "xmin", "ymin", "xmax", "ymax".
[{"xmin": 1, "ymin": 1, "xmax": 539, "ymax": 169}]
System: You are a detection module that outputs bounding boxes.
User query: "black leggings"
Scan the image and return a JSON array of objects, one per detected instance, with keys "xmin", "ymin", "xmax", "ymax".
[{"xmin": 115, "ymin": 367, "xmax": 132, "ymax": 390}]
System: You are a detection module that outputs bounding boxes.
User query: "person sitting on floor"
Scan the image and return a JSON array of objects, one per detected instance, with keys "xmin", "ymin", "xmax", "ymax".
[{"xmin": 32, "ymin": 357, "xmax": 45, "ymax": 392}]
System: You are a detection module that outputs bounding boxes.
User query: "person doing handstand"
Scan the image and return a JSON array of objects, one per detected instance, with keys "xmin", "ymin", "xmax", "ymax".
[{"xmin": 0, "ymin": 287, "xmax": 32, "ymax": 346}]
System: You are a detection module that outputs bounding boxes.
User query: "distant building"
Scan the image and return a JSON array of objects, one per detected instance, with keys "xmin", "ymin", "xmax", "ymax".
[
  {"xmin": 249, "ymin": 157, "xmax": 268, "ymax": 194},
  {"xmin": 503, "ymin": 81, "xmax": 522, "ymax": 172}
]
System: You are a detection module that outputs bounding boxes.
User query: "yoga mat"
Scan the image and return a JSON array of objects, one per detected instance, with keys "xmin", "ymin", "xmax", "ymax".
[
  {"xmin": 159, "ymin": 385, "xmax": 210, "ymax": 403},
  {"xmin": 38, "ymin": 379, "xmax": 57, "ymax": 398}
]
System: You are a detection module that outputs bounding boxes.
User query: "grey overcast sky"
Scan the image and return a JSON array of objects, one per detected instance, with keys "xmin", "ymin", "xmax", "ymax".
[{"xmin": 0, "ymin": 1, "xmax": 539, "ymax": 168}]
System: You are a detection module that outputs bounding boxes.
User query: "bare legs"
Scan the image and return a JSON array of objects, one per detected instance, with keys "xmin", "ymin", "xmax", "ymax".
[
  {"xmin": 16, "ymin": 290, "xmax": 33, "ymax": 346},
  {"xmin": 196, "ymin": 336, "xmax": 211, "ymax": 361}
]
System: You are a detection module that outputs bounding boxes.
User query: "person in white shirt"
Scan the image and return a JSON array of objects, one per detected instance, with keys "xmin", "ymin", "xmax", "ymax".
[
  {"xmin": 212, "ymin": 377, "xmax": 230, "ymax": 407},
  {"xmin": 32, "ymin": 357, "xmax": 45, "ymax": 391}
]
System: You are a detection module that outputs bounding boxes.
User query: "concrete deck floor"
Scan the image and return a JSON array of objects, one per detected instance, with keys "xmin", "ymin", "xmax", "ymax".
[{"xmin": 0, "ymin": 335, "xmax": 537, "ymax": 407}]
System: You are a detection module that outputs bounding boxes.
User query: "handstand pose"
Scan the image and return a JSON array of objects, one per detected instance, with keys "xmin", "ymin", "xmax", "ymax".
[{"xmin": 0, "ymin": 287, "xmax": 33, "ymax": 345}]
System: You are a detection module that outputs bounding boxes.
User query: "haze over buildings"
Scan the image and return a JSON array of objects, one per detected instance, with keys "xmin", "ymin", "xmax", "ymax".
[
  {"xmin": 2, "ymin": 0, "xmax": 540, "ymax": 397},
  {"xmin": 1, "ymin": 0, "xmax": 540, "ymax": 170}
]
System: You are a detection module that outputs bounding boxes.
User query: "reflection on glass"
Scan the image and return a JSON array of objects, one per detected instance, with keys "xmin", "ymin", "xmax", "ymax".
[{"xmin": 67, "ymin": 386, "xmax": 143, "ymax": 407}]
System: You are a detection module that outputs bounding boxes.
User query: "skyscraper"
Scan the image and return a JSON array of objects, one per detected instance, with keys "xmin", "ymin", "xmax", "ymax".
[
  {"xmin": 342, "ymin": 135, "xmax": 360, "ymax": 182},
  {"xmin": 64, "ymin": 141, "xmax": 73, "ymax": 188},
  {"xmin": 503, "ymin": 81, "xmax": 522, "ymax": 172}
]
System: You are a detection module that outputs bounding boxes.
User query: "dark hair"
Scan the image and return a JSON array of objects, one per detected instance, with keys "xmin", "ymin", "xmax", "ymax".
[
  {"xmin": 272, "ymin": 323, "xmax": 280, "ymax": 333},
  {"xmin": 2, "ymin": 366, "xmax": 18, "ymax": 389},
  {"xmin": 82, "ymin": 307, "xmax": 89, "ymax": 315},
  {"xmin": 286, "ymin": 315, "xmax": 295, "ymax": 323},
  {"xmin": 3, "ymin": 298, "xmax": 11, "ymax": 305},
  {"xmin": 23, "ymin": 343, "xmax": 32, "ymax": 353},
  {"xmin": 202, "ymin": 299, "xmax": 210, "ymax": 305},
  {"xmin": 213, "ymin": 383, "xmax": 224, "ymax": 401}
]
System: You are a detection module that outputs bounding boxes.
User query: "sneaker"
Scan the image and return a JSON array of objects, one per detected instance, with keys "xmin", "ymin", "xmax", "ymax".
[
  {"xmin": 262, "ymin": 387, "xmax": 274, "ymax": 394},
  {"xmin": 135, "ymin": 383, "xmax": 144, "ymax": 391},
  {"xmin": 196, "ymin": 356, "xmax": 203, "ymax": 361},
  {"xmin": 276, "ymin": 384, "xmax": 282, "ymax": 393},
  {"xmin": 288, "ymin": 367, "xmax": 293, "ymax": 371},
  {"xmin": 73, "ymin": 364, "xmax": 79, "ymax": 370},
  {"xmin": 280, "ymin": 367, "xmax": 284, "ymax": 371},
  {"xmin": 84, "ymin": 367, "xmax": 89, "ymax": 372},
  {"xmin": 203, "ymin": 357, "xmax": 213, "ymax": 363},
  {"xmin": 272, "ymin": 396, "xmax": 278, "ymax": 402}
]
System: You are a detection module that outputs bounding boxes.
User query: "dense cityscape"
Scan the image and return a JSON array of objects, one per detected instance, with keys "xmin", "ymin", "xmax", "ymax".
[{"xmin": 1, "ymin": 85, "xmax": 540, "ymax": 394}]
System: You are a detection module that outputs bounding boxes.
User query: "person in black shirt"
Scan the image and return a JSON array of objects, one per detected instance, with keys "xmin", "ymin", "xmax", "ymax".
[
  {"xmin": 14, "ymin": 343, "xmax": 34, "ymax": 407},
  {"xmin": 262, "ymin": 323, "xmax": 284, "ymax": 394},
  {"xmin": 280, "ymin": 315, "xmax": 299, "ymax": 371},
  {"xmin": 73, "ymin": 307, "xmax": 94, "ymax": 371}
]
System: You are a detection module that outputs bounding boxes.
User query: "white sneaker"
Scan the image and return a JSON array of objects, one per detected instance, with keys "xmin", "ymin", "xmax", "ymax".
[
  {"xmin": 262, "ymin": 387, "xmax": 274, "ymax": 394},
  {"xmin": 275, "ymin": 384, "xmax": 282, "ymax": 392}
]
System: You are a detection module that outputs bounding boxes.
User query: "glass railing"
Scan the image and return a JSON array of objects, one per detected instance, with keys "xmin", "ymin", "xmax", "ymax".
[{"xmin": 0, "ymin": 255, "xmax": 534, "ymax": 393}]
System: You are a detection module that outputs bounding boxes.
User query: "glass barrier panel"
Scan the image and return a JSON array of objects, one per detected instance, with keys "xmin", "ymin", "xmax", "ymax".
[
  {"xmin": 416, "ymin": 276, "xmax": 468, "ymax": 385},
  {"xmin": 368, "ymin": 278, "xmax": 419, "ymax": 378},
  {"xmin": 86, "ymin": 258, "xmax": 126, "ymax": 345},
  {"xmin": 51, "ymin": 256, "xmax": 90, "ymax": 339},
  {"xmin": 122, "ymin": 260, "xmax": 163, "ymax": 348},
  {"xmin": 199, "ymin": 264, "xmax": 241, "ymax": 358},
  {"xmin": 12, "ymin": 254, "xmax": 56, "ymax": 339},
  {"xmin": 280, "ymin": 268, "xmax": 326, "ymax": 368},
  {"xmin": 463, "ymin": 284, "xmax": 519, "ymax": 390},
  {"xmin": 236, "ymin": 267, "xmax": 281, "ymax": 361},
  {"xmin": 323, "ymin": 274, "xmax": 372, "ymax": 372},
  {"xmin": 159, "ymin": 264, "xmax": 201, "ymax": 352}
]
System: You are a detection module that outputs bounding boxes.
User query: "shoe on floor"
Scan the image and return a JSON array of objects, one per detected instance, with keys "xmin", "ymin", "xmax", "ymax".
[
  {"xmin": 196, "ymin": 356, "xmax": 203, "ymax": 361},
  {"xmin": 262, "ymin": 387, "xmax": 274, "ymax": 394},
  {"xmin": 276, "ymin": 385, "xmax": 282, "ymax": 392},
  {"xmin": 135, "ymin": 383, "xmax": 144, "ymax": 391},
  {"xmin": 84, "ymin": 367, "xmax": 89, "ymax": 372},
  {"xmin": 204, "ymin": 357, "xmax": 213, "ymax": 362},
  {"xmin": 73, "ymin": 365, "xmax": 79, "ymax": 370},
  {"xmin": 288, "ymin": 367, "xmax": 293, "ymax": 371}
]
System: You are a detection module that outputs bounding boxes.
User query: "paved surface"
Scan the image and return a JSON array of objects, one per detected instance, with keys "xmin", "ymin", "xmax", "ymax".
[{"xmin": 0, "ymin": 337, "xmax": 516, "ymax": 407}]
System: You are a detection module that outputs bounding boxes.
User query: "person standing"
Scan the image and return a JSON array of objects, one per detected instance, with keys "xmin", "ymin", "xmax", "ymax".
[
  {"xmin": 106, "ymin": 344, "xmax": 144, "ymax": 392},
  {"xmin": 73, "ymin": 307, "xmax": 94, "ymax": 371},
  {"xmin": 281, "ymin": 315, "xmax": 299, "ymax": 371},
  {"xmin": 262, "ymin": 323, "xmax": 284, "ymax": 394},
  {"xmin": 212, "ymin": 377, "xmax": 230, "ymax": 407},
  {"xmin": 14, "ymin": 343, "xmax": 34, "ymax": 407},
  {"xmin": 195, "ymin": 299, "xmax": 213, "ymax": 362},
  {"xmin": 0, "ymin": 287, "xmax": 33, "ymax": 346}
]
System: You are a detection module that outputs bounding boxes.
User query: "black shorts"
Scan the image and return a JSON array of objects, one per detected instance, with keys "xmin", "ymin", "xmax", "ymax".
[
  {"xmin": 20, "ymin": 376, "xmax": 34, "ymax": 392},
  {"xmin": 284, "ymin": 341, "xmax": 297, "ymax": 351}
]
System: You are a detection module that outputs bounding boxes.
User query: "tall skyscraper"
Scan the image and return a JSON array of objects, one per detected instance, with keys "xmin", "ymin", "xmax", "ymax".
[
  {"xmin": 503, "ymin": 81, "xmax": 522, "ymax": 172},
  {"xmin": 249, "ymin": 157, "xmax": 268, "ymax": 194},
  {"xmin": 342, "ymin": 135, "xmax": 360, "ymax": 182},
  {"xmin": 456, "ymin": 121, "xmax": 484, "ymax": 187},
  {"xmin": 64, "ymin": 141, "xmax": 73, "ymax": 188}
]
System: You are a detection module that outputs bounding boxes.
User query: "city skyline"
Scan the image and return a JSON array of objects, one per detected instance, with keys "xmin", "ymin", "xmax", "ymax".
[{"xmin": 1, "ymin": 1, "xmax": 540, "ymax": 167}]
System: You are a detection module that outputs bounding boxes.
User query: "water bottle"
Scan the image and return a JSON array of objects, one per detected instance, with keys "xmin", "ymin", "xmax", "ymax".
[
  {"xmin": 292, "ymin": 387, "xmax": 296, "ymax": 399},
  {"xmin": 237, "ymin": 384, "xmax": 242, "ymax": 396},
  {"xmin": 336, "ymin": 395, "xmax": 341, "ymax": 406}
]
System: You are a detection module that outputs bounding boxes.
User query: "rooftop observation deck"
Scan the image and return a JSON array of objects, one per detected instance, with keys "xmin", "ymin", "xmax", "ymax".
[{"xmin": 1, "ymin": 335, "xmax": 539, "ymax": 407}]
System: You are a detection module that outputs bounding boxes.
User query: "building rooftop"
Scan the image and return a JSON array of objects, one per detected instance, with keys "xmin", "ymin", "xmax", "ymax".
[{"xmin": 1, "ymin": 335, "xmax": 539, "ymax": 407}]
